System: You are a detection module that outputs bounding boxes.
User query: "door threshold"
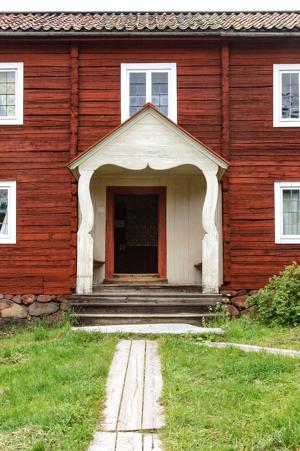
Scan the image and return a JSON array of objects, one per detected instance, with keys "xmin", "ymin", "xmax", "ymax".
[{"xmin": 104, "ymin": 274, "xmax": 168, "ymax": 284}]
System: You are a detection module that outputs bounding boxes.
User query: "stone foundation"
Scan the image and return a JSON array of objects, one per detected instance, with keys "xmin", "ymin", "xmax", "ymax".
[
  {"xmin": 0, "ymin": 294, "xmax": 70, "ymax": 326},
  {"xmin": 221, "ymin": 289, "xmax": 258, "ymax": 317}
]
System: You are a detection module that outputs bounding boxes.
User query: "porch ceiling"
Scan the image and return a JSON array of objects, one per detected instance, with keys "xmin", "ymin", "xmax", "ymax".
[{"xmin": 68, "ymin": 103, "xmax": 230, "ymax": 179}]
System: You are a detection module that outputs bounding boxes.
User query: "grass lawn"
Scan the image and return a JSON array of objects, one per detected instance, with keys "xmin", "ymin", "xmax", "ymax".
[
  {"xmin": 211, "ymin": 316, "xmax": 300, "ymax": 351},
  {"xmin": 0, "ymin": 323, "xmax": 117, "ymax": 451},
  {"xmin": 160, "ymin": 334, "xmax": 300, "ymax": 450}
]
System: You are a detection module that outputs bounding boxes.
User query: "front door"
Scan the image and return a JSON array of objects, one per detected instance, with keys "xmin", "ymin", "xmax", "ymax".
[{"xmin": 105, "ymin": 187, "xmax": 166, "ymax": 280}]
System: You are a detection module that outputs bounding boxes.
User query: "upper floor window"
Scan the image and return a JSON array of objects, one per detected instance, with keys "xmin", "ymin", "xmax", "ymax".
[
  {"xmin": 0, "ymin": 181, "xmax": 16, "ymax": 244},
  {"xmin": 274, "ymin": 182, "xmax": 300, "ymax": 244},
  {"xmin": 273, "ymin": 64, "xmax": 300, "ymax": 127},
  {"xmin": 0, "ymin": 63, "xmax": 23, "ymax": 125},
  {"xmin": 121, "ymin": 63, "xmax": 177, "ymax": 122}
]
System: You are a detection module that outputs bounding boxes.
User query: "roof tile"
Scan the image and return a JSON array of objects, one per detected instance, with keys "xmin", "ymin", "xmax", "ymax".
[{"xmin": 0, "ymin": 12, "xmax": 300, "ymax": 33}]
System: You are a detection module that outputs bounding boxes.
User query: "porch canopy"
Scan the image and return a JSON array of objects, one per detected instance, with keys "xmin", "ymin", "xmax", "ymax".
[{"xmin": 69, "ymin": 104, "xmax": 229, "ymax": 294}]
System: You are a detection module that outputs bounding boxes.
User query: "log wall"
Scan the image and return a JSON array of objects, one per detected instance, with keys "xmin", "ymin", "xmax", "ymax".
[{"xmin": 0, "ymin": 37, "xmax": 299, "ymax": 293}]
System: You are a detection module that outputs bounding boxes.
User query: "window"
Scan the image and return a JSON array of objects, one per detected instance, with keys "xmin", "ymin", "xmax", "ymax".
[
  {"xmin": 121, "ymin": 63, "xmax": 177, "ymax": 122},
  {"xmin": 275, "ymin": 182, "xmax": 300, "ymax": 244},
  {"xmin": 0, "ymin": 63, "xmax": 23, "ymax": 125},
  {"xmin": 0, "ymin": 181, "xmax": 16, "ymax": 244},
  {"xmin": 273, "ymin": 64, "xmax": 300, "ymax": 127}
]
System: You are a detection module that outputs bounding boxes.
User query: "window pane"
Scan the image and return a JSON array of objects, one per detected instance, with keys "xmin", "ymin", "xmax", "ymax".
[
  {"xmin": 282, "ymin": 72, "xmax": 299, "ymax": 119},
  {"xmin": 151, "ymin": 72, "xmax": 168, "ymax": 116},
  {"xmin": 129, "ymin": 72, "xmax": 146, "ymax": 116},
  {"xmin": 282, "ymin": 189, "xmax": 300, "ymax": 235},
  {"xmin": 0, "ymin": 189, "xmax": 8, "ymax": 235},
  {"xmin": 0, "ymin": 71, "xmax": 16, "ymax": 117}
]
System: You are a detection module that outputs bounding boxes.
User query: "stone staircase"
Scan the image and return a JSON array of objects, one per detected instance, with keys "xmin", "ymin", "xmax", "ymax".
[{"xmin": 71, "ymin": 284, "xmax": 224, "ymax": 326}]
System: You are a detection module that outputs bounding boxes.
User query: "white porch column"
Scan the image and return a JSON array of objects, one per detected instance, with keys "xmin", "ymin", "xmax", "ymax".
[
  {"xmin": 202, "ymin": 168, "xmax": 220, "ymax": 293},
  {"xmin": 76, "ymin": 168, "xmax": 95, "ymax": 294}
]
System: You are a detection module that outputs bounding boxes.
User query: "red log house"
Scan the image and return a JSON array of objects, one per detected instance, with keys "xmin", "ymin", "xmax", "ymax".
[{"xmin": 0, "ymin": 12, "xmax": 300, "ymax": 322}]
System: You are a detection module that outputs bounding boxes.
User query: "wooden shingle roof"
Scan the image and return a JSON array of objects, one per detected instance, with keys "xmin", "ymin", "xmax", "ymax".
[{"xmin": 0, "ymin": 12, "xmax": 300, "ymax": 34}]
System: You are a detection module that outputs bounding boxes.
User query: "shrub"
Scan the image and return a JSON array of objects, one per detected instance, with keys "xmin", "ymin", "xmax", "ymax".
[{"xmin": 247, "ymin": 262, "xmax": 300, "ymax": 326}]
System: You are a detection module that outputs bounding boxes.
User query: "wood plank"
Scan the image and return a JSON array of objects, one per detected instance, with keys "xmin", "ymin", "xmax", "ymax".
[
  {"xmin": 102, "ymin": 340, "xmax": 131, "ymax": 431},
  {"xmin": 118, "ymin": 340, "xmax": 145, "ymax": 432},
  {"xmin": 88, "ymin": 432, "xmax": 116, "ymax": 451},
  {"xmin": 142, "ymin": 341, "xmax": 165, "ymax": 430},
  {"xmin": 143, "ymin": 434, "xmax": 163, "ymax": 451},
  {"xmin": 115, "ymin": 432, "xmax": 143, "ymax": 450}
]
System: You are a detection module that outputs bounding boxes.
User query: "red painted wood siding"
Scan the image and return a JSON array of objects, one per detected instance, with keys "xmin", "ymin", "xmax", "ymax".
[
  {"xmin": 0, "ymin": 42, "xmax": 75, "ymax": 294},
  {"xmin": 0, "ymin": 37, "xmax": 299, "ymax": 293},
  {"xmin": 227, "ymin": 41, "xmax": 300, "ymax": 289}
]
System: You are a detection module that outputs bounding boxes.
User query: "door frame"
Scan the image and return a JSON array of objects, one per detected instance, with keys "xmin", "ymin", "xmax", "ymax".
[{"xmin": 105, "ymin": 186, "xmax": 167, "ymax": 280}]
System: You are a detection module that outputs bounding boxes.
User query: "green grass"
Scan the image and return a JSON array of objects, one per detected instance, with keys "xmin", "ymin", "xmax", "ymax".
[
  {"xmin": 160, "ymin": 335, "xmax": 300, "ymax": 450},
  {"xmin": 0, "ymin": 323, "xmax": 117, "ymax": 451},
  {"xmin": 210, "ymin": 316, "xmax": 300, "ymax": 350}
]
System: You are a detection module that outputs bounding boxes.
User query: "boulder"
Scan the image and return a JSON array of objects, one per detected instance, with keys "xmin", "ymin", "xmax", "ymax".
[
  {"xmin": 0, "ymin": 299, "xmax": 13, "ymax": 311},
  {"xmin": 36, "ymin": 295, "xmax": 52, "ymax": 303},
  {"xmin": 236, "ymin": 290, "xmax": 248, "ymax": 296},
  {"xmin": 29, "ymin": 302, "xmax": 59, "ymax": 317},
  {"xmin": 240, "ymin": 305, "xmax": 258, "ymax": 317},
  {"xmin": 249, "ymin": 290, "xmax": 259, "ymax": 296},
  {"xmin": 12, "ymin": 295, "xmax": 21, "ymax": 304},
  {"xmin": 231, "ymin": 295, "xmax": 248, "ymax": 310},
  {"xmin": 4, "ymin": 294, "xmax": 14, "ymax": 300},
  {"xmin": 220, "ymin": 290, "xmax": 237, "ymax": 298},
  {"xmin": 21, "ymin": 294, "xmax": 36, "ymax": 305},
  {"xmin": 45, "ymin": 310, "xmax": 65, "ymax": 325},
  {"xmin": 224, "ymin": 304, "xmax": 240, "ymax": 317},
  {"xmin": 1, "ymin": 303, "xmax": 28, "ymax": 319}
]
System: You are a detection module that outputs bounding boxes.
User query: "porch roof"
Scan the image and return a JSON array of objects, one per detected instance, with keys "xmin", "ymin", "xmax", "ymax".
[{"xmin": 68, "ymin": 103, "xmax": 230, "ymax": 173}]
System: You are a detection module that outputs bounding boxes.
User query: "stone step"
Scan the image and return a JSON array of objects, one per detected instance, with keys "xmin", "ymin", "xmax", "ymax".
[
  {"xmin": 92, "ymin": 284, "xmax": 207, "ymax": 293},
  {"xmin": 71, "ymin": 312, "xmax": 221, "ymax": 326},
  {"xmin": 71, "ymin": 297, "xmax": 220, "ymax": 305},
  {"xmin": 71, "ymin": 304, "xmax": 216, "ymax": 314}
]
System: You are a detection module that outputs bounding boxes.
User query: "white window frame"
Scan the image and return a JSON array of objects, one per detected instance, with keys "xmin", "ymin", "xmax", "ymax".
[
  {"xmin": 274, "ymin": 181, "xmax": 300, "ymax": 244},
  {"xmin": 273, "ymin": 64, "xmax": 300, "ymax": 127},
  {"xmin": 121, "ymin": 63, "xmax": 177, "ymax": 123},
  {"xmin": 0, "ymin": 62, "xmax": 23, "ymax": 125},
  {"xmin": 0, "ymin": 181, "xmax": 16, "ymax": 244}
]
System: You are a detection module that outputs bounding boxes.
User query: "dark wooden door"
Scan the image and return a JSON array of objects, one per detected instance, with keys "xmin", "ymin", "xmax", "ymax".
[{"xmin": 105, "ymin": 187, "xmax": 166, "ymax": 279}]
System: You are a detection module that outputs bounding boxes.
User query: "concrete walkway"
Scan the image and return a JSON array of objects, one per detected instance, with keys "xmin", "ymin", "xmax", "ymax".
[
  {"xmin": 88, "ymin": 340, "xmax": 164, "ymax": 451},
  {"xmin": 199, "ymin": 341, "xmax": 300, "ymax": 357},
  {"xmin": 73, "ymin": 323, "xmax": 224, "ymax": 335}
]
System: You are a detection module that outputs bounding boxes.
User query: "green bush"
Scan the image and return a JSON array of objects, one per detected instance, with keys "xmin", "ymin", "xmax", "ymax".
[{"xmin": 247, "ymin": 262, "xmax": 300, "ymax": 326}]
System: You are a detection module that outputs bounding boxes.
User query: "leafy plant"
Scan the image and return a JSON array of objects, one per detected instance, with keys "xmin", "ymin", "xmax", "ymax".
[{"xmin": 247, "ymin": 262, "xmax": 300, "ymax": 326}]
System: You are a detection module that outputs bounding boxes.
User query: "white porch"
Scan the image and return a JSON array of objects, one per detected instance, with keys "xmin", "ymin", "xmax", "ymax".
[{"xmin": 69, "ymin": 104, "xmax": 229, "ymax": 294}]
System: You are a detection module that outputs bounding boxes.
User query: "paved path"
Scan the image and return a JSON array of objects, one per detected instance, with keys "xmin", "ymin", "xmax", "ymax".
[
  {"xmin": 73, "ymin": 323, "xmax": 224, "ymax": 335},
  {"xmin": 88, "ymin": 340, "xmax": 164, "ymax": 451}
]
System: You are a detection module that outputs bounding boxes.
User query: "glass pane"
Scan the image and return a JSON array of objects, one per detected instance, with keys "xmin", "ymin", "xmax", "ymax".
[
  {"xmin": 282, "ymin": 72, "xmax": 300, "ymax": 119},
  {"xmin": 0, "ymin": 189, "xmax": 8, "ymax": 235},
  {"xmin": 282, "ymin": 189, "xmax": 300, "ymax": 235},
  {"xmin": 129, "ymin": 72, "xmax": 146, "ymax": 116},
  {"xmin": 151, "ymin": 72, "xmax": 168, "ymax": 116},
  {"xmin": 0, "ymin": 70, "xmax": 16, "ymax": 117}
]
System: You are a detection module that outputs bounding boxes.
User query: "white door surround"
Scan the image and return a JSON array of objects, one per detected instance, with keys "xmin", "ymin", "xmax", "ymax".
[{"xmin": 69, "ymin": 104, "xmax": 229, "ymax": 294}]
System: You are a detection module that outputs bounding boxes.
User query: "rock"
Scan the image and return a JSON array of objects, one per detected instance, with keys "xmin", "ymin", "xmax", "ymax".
[
  {"xmin": 29, "ymin": 302, "xmax": 59, "ymax": 317},
  {"xmin": 4, "ymin": 294, "xmax": 14, "ymax": 300},
  {"xmin": 21, "ymin": 294, "xmax": 36, "ymax": 305},
  {"xmin": 1, "ymin": 303, "xmax": 28, "ymax": 319},
  {"xmin": 220, "ymin": 290, "xmax": 237, "ymax": 298},
  {"xmin": 12, "ymin": 295, "xmax": 21, "ymax": 304},
  {"xmin": 36, "ymin": 295, "xmax": 52, "ymax": 303},
  {"xmin": 0, "ymin": 299, "xmax": 13, "ymax": 311},
  {"xmin": 0, "ymin": 294, "xmax": 3, "ymax": 300},
  {"xmin": 231, "ymin": 295, "xmax": 248, "ymax": 310},
  {"xmin": 236, "ymin": 290, "xmax": 248, "ymax": 296},
  {"xmin": 60, "ymin": 300, "xmax": 70, "ymax": 311},
  {"xmin": 45, "ymin": 310, "xmax": 65, "ymax": 325},
  {"xmin": 249, "ymin": 290, "xmax": 259, "ymax": 295},
  {"xmin": 56, "ymin": 294, "xmax": 65, "ymax": 302},
  {"xmin": 224, "ymin": 304, "xmax": 240, "ymax": 317},
  {"xmin": 241, "ymin": 305, "xmax": 258, "ymax": 317}
]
